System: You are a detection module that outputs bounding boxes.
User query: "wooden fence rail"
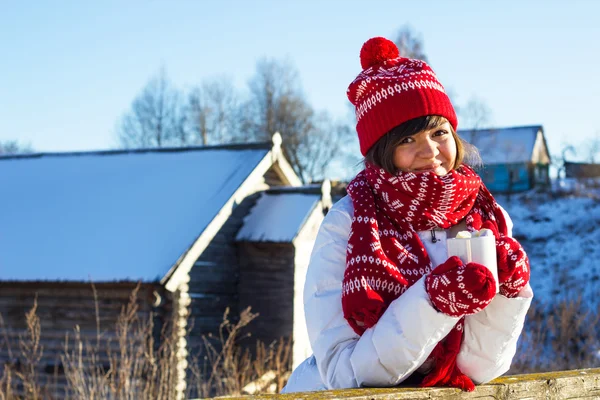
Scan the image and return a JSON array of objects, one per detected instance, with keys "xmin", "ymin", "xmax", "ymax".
[{"xmin": 197, "ymin": 368, "xmax": 600, "ymax": 399}]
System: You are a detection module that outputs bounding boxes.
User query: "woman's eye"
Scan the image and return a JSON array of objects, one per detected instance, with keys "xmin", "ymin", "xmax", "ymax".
[
  {"xmin": 434, "ymin": 130, "xmax": 449, "ymax": 137},
  {"xmin": 399, "ymin": 137, "xmax": 414, "ymax": 144}
]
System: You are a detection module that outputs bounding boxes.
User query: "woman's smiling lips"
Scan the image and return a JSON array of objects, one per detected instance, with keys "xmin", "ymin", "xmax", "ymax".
[{"xmin": 415, "ymin": 163, "xmax": 441, "ymax": 172}]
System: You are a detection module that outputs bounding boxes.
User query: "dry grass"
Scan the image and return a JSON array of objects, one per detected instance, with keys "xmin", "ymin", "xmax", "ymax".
[
  {"xmin": 511, "ymin": 296, "xmax": 600, "ymax": 374},
  {"xmin": 16, "ymin": 298, "xmax": 43, "ymax": 399},
  {"xmin": 0, "ymin": 284, "xmax": 180, "ymax": 400},
  {"xmin": 186, "ymin": 308, "xmax": 292, "ymax": 398},
  {"xmin": 59, "ymin": 284, "xmax": 180, "ymax": 400},
  {"xmin": 0, "ymin": 298, "xmax": 56, "ymax": 400},
  {"xmin": 1, "ymin": 280, "xmax": 598, "ymax": 398},
  {"xmin": 0, "ymin": 285, "xmax": 292, "ymax": 399}
]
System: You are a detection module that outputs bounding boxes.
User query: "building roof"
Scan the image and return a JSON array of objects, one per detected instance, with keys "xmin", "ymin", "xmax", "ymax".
[
  {"xmin": 235, "ymin": 186, "xmax": 323, "ymax": 243},
  {"xmin": 0, "ymin": 144, "xmax": 271, "ymax": 282},
  {"xmin": 459, "ymin": 125, "xmax": 550, "ymax": 165}
]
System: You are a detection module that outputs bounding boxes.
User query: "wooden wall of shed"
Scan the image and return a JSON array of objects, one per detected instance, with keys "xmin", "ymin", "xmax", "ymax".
[
  {"xmin": 237, "ymin": 242, "xmax": 295, "ymax": 348},
  {"xmin": 532, "ymin": 163, "xmax": 550, "ymax": 186},
  {"xmin": 565, "ymin": 161, "xmax": 600, "ymax": 178},
  {"xmin": 0, "ymin": 281, "xmax": 168, "ymax": 395},
  {"xmin": 186, "ymin": 164, "xmax": 288, "ymax": 351},
  {"xmin": 186, "ymin": 192, "xmax": 258, "ymax": 350},
  {"xmin": 263, "ymin": 164, "xmax": 287, "ymax": 186}
]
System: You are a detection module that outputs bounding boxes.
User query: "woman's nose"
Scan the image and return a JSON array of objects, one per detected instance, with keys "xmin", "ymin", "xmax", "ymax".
[{"xmin": 418, "ymin": 138, "xmax": 439, "ymax": 158}]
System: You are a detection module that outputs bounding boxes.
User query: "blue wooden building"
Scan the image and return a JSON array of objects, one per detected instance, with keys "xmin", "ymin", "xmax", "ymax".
[{"xmin": 459, "ymin": 125, "xmax": 551, "ymax": 193}]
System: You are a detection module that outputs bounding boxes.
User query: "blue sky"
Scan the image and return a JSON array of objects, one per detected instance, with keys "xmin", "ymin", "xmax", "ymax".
[{"xmin": 1, "ymin": 0, "xmax": 599, "ymax": 165}]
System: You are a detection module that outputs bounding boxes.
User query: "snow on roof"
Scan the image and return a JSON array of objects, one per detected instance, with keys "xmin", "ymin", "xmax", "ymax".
[
  {"xmin": 459, "ymin": 125, "xmax": 542, "ymax": 164},
  {"xmin": 0, "ymin": 146, "xmax": 269, "ymax": 282},
  {"xmin": 235, "ymin": 192, "xmax": 321, "ymax": 242}
]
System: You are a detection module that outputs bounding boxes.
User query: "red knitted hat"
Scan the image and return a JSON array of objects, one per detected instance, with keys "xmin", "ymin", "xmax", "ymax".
[{"xmin": 347, "ymin": 37, "xmax": 458, "ymax": 155}]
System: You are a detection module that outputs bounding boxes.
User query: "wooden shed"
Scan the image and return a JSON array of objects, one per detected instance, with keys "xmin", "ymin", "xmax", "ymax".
[
  {"xmin": 0, "ymin": 133, "xmax": 326, "ymax": 397},
  {"xmin": 564, "ymin": 161, "xmax": 600, "ymax": 179},
  {"xmin": 460, "ymin": 125, "xmax": 551, "ymax": 193},
  {"xmin": 235, "ymin": 184, "xmax": 331, "ymax": 366}
]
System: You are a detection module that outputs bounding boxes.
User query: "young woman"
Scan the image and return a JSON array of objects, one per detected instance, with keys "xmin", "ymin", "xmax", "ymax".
[{"xmin": 283, "ymin": 37, "xmax": 532, "ymax": 393}]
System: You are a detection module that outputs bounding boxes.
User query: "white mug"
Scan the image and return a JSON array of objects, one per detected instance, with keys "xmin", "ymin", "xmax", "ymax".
[{"xmin": 446, "ymin": 229, "xmax": 499, "ymax": 293}]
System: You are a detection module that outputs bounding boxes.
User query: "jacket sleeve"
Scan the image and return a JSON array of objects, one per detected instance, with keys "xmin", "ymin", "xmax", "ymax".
[
  {"xmin": 457, "ymin": 205, "xmax": 533, "ymax": 383},
  {"xmin": 303, "ymin": 200, "xmax": 460, "ymax": 389}
]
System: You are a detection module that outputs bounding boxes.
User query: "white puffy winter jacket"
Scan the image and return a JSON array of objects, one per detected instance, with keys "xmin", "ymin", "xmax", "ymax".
[{"xmin": 283, "ymin": 195, "xmax": 533, "ymax": 393}]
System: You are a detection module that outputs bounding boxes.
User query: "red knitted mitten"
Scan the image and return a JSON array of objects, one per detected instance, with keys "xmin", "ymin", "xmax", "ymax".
[
  {"xmin": 481, "ymin": 221, "xmax": 530, "ymax": 298},
  {"xmin": 496, "ymin": 236, "xmax": 530, "ymax": 298},
  {"xmin": 425, "ymin": 256, "xmax": 497, "ymax": 317}
]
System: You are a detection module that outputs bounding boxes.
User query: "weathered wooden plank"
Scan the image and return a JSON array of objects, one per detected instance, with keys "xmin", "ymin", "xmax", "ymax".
[
  {"xmin": 189, "ymin": 301, "xmax": 234, "ymax": 317},
  {"xmin": 187, "ymin": 316, "xmax": 229, "ymax": 330},
  {"xmin": 1, "ymin": 316, "xmax": 155, "ymax": 331},
  {"xmin": 185, "ymin": 192, "xmax": 256, "ymax": 342},
  {"xmin": 0, "ymin": 299, "xmax": 137, "ymax": 313},
  {"xmin": 0, "ymin": 282, "xmax": 172, "ymax": 398},
  {"xmin": 0, "ymin": 283, "xmax": 169, "ymax": 374},
  {"xmin": 193, "ymin": 368, "xmax": 600, "ymax": 399},
  {"xmin": 0, "ymin": 305, "xmax": 152, "ymax": 318},
  {"xmin": 188, "ymin": 269, "xmax": 238, "ymax": 282},
  {"xmin": 187, "ymin": 286, "xmax": 237, "ymax": 298},
  {"xmin": 263, "ymin": 165, "xmax": 288, "ymax": 187},
  {"xmin": 236, "ymin": 242, "xmax": 295, "ymax": 348},
  {"xmin": 0, "ymin": 282, "xmax": 159, "ymax": 297}
]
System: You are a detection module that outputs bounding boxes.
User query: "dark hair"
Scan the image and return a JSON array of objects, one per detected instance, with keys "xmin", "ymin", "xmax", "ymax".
[{"xmin": 364, "ymin": 115, "xmax": 481, "ymax": 174}]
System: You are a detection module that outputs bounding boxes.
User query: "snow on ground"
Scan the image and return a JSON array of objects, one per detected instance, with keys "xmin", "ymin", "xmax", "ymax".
[{"xmin": 496, "ymin": 187, "xmax": 600, "ymax": 307}]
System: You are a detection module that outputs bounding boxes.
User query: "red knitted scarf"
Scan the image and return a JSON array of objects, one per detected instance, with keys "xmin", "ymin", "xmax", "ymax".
[{"xmin": 342, "ymin": 164, "xmax": 507, "ymax": 391}]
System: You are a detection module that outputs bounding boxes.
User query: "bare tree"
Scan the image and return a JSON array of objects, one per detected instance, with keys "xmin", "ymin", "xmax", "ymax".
[
  {"xmin": 242, "ymin": 57, "xmax": 354, "ymax": 182},
  {"xmin": 445, "ymin": 87, "xmax": 460, "ymax": 110},
  {"xmin": 115, "ymin": 59, "xmax": 355, "ymax": 181},
  {"xmin": 582, "ymin": 131, "xmax": 600, "ymax": 163},
  {"xmin": 393, "ymin": 24, "xmax": 492, "ymax": 141},
  {"xmin": 185, "ymin": 78, "xmax": 240, "ymax": 145},
  {"xmin": 185, "ymin": 88, "xmax": 210, "ymax": 145},
  {"xmin": 243, "ymin": 57, "xmax": 300, "ymax": 141},
  {"xmin": 271, "ymin": 95, "xmax": 315, "ymax": 182},
  {"xmin": 552, "ymin": 143, "xmax": 576, "ymax": 182},
  {"xmin": 460, "ymin": 96, "xmax": 492, "ymax": 131},
  {"xmin": 458, "ymin": 96, "xmax": 494, "ymax": 162},
  {"xmin": 0, "ymin": 140, "xmax": 33, "ymax": 155},
  {"xmin": 117, "ymin": 67, "xmax": 184, "ymax": 148},
  {"xmin": 394, "ymin": 25, "xmax": 428, "ymax": 61},
  {"xmin": 458, "ymin": 96, "xmax": 492, "ymax": 151},
  {"xmin": 298, "ymin": 112, "xmax": 354, "ymax": 181},
  {"xmin": 243, "ymin": 58, "xmax": 312, "ymax": 179}
]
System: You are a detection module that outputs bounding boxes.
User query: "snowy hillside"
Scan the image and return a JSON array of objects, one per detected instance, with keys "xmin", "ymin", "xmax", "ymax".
[{"xmin": 497, "ymin": 189, "xmax": 600, "ymax": 306}]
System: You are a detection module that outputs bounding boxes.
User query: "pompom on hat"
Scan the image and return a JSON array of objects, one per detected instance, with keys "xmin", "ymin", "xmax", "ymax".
[{"xmin": 347, "ymin": 37, "xmax": 458, "ymax": 155}]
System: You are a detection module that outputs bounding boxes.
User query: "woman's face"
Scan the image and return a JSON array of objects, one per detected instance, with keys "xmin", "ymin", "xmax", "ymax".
[{"xmin": 392, "ymin": 121, "xmax": 457, "ymax": 176}]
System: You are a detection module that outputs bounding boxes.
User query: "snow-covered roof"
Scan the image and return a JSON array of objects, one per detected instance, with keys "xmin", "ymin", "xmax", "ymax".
[
  {"xmin": 0, "ymin": 145, "xmax": 270, "ymax": 282},
  {"xmin": 459, "ymin": 125, "xmax": 547, "ymax": 164},
  {"xmin": 235, "ymin": 191, "xmax": 321, "ymax": 243}
]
